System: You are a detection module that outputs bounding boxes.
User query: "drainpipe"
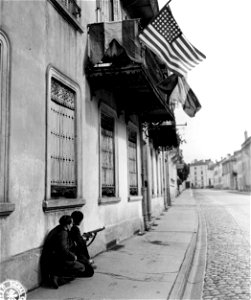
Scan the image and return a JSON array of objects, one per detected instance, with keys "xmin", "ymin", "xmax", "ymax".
[
  {"xmin": 139, "ymin": 120, "xmax": 151, "ymax": 230},
  {"xmin": 165, "ymin": 151, "xmax": 172, "ymax": 206},
  {"xmin": 146, "ymin": 142, "xmax": 152, "ymax": 223},
  {"xmin": 162, "ymin": 150, "xmax": 168, "ymax": 210}
]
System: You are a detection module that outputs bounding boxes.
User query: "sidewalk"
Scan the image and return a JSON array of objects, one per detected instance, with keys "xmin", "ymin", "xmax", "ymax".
[{"xmin": 28, "ymin": 190, "xmax": 199, "ymax": 300}]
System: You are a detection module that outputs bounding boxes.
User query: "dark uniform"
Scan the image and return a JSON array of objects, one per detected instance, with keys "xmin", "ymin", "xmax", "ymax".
[
  {"xmin": 70, "ymin": 225, "xmax": 94, "ymax": 274},
  {"xmin": 40, "ymin": 224, "xmax": 93, "ymax": 287}
]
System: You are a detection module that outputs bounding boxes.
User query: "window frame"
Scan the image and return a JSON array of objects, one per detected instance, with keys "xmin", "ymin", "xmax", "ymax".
[
  {"xmin": 98, "ymin": 104, "xmax": 120, "ymax": 204},
  {"xmin": 127, "ymin": 124, "xmax": 142, "ymax": 202},
  {"xmin": 48, "ymin": 0, "xmax": 84, "ymax": 33},
  {"xmin": 43, "ymin": 66, "xmax": 84, "ymax": 212},
  {"xmin": 0, "ymin": 30, "xmax": 15, "ymax": 217}
]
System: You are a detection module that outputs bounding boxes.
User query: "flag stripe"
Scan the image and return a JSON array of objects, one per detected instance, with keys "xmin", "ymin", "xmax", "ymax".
[
  {"xmin": 145, "ymin": 25, "xmax": 192, "ymax": 72},
  {"xmin": 179, "ymin": 35, "xmax": 206, "ymax": 61},
  {"xmin": 140, "ymin": 30, "xmax": 189, "ymax": 76},
  {"xmin": 140, "ymin": 30, "xmax": 189, "ymax": 74},
  {"xmin": 175, "ymin": 38, "xmax": 202, "ymax": 65},
  {"xmin": 138, "ymin": 4, "xmax": 205, "ymax": 75},
  {"xmin": 139, "ymin": 34, "xmax": 186, "ymax": 75},
  {"xmin": 147, "ymin": 25, "xmax": 194, "ymax": 71},
  {"xmin": 172, "ymin": 42, "xmax": 198, "ymax": 68}
]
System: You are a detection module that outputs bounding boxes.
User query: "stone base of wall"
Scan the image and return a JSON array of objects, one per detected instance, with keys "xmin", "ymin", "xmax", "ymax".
[
  {"xmin": 0, "ymin": 216, "xmax": 143, "ymax": 292},
  {"xmin": 0, "ymin": 248, "xmax": 42, "ymax": 292}
]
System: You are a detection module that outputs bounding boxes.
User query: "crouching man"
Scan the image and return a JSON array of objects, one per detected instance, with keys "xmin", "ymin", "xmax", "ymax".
[
  {"xmin": 40, "ymin": 215, "xmax": 94, "ymax": 289},
  {"xmin": 70, "ymin": 211, "xmax": 96, "ymax": 267}
]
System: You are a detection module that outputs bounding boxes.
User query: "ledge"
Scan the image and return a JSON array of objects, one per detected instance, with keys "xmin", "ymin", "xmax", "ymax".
[
  {"xmin": 0, "ymin": 202, "xmax": 15, "ymax": 217},
  {"xmin": 48, "ymin": 0, "xmax": 84, "ymax": 33},
  {"xmin": 128, "ymin": 195, "xmax": 143, "ymax": 202},
  {"xmin": 43, "ymin": 197, "xmax": 85, "ymax": 212},
  {"xmin": 98, "ymin": 197, "xmax": 121, "ymax": 205}
]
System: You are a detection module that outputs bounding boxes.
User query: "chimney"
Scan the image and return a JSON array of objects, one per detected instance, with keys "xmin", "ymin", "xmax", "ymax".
[{"xmin": 244, "ymin": 130, "xmax": 248, "ymax": 141}]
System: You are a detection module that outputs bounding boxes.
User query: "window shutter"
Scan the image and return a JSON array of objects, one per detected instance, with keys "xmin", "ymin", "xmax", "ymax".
[
  {"xmin": 50, "ymin": 78, "xmax": 77, "ymax": 198},
  {"xmin": 101, "ymin": 113, "xmax": 115, "ymax": 197},
  {"xmin": 128, "ymin": 129, "xmax": 138, "ymax": 195}
]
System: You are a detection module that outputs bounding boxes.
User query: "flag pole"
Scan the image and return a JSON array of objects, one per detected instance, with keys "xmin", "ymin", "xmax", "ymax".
[
  {"xmin": 143, "ymin": 0, "xmax": 173, "ymax": 26},
  {"xmin": 158, "ymin": 0, "xmax": 173, "ymax": 15}
]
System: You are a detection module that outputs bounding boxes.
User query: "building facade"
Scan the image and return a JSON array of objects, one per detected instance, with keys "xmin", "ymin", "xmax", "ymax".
[
  {"xmin": 0, "ymin": 0, "xmax": 181, "ymax": 291},
  {"xmin": 241, "ymin": 132, "xmax": 251, "ymax": 191},
  {"xmin": 190, "ymin": 132, "xmax": 251, "ymax": 191},
  {"xmin": 189, "ymin": 160, "xmax": 212, "ymax": 188},
  {"xmin": 222, "ymin": 155, "xmax": 236, "ymax": 189}
]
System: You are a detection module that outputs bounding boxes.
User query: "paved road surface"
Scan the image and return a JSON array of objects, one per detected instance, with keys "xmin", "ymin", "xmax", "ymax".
[{"xmin": 193, "ymin": 189, "xmax": 250, "ymax": 300}]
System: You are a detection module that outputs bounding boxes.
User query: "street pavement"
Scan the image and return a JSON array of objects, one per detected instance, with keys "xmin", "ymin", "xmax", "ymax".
[
  {"xmin": 194, "ymin": 190, "xmax": 250, "ymax": 300},
  {"xmin": 28, "ymin": 189, "xmax": 199, "ymax": 300}
]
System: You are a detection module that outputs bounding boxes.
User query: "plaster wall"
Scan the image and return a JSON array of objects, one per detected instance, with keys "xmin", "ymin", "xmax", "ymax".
[
  {"xmin": 168, "ymin": 158, "xmax": 177, "ymax": 199},
  {"xmin": 242, "ymin": 141, "xmax": 251, "ymax": 191},
  {"xmin": 0, "ymin": 0, "xmax": 88, "ymax": 289},
  {"xmin": 82, "ymin": 90, "xmax": 144, "ymax": 256}
]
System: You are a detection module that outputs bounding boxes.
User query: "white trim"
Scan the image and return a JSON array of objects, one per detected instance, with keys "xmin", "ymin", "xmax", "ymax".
[{"xmin": 0, "ymin": 30, "xmax": 14, "ymax": 216}]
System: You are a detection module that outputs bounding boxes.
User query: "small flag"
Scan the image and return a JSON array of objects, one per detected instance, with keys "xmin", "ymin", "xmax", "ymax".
[
  {"xmin": 156, "ymin": 73, "xmax": 178, "ymax": 95},
  {"xmin": 170, "ymin": 76, "xmax": 201, "ymax": 117},
  {"xmin": 139, "ymin": 3, "xmax": 206, "ymax": 77}
]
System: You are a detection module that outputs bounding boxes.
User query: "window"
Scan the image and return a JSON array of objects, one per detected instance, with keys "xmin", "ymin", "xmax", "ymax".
[
  {"xmin": 50, "ymin": 78, "xmax": 77, "ymax": 198},
  {"xmin": 108, "ymin": 0, "xmax": 114, "ymax": 21},
  {"xmin": 96, "ymin": 0, "xmax": 122, "ymax": 22},
  {"xmin": 48, "ymin": 0, "xmax": 83, "ymax": 32},
  {"xmin": 44, "ymin": 67, "xmax": 84, "ymax": 211},
  {"xmin": 59, "ymin": 0, "xmax": 81, "ymax": 18},
  {"xmin": 96, "ymin": 0, "xmax": 101, "ymax": 22},
  {"xmin": 0, "ymin": 30, "xmax": 14, "ymax": 216},
  {"xmin": 100, "ymin": 111, "xmax": 117, "ymax": 199},
  {"xmin": 128, "ymin": 128, "xmax": 138, "ymax": 196}
]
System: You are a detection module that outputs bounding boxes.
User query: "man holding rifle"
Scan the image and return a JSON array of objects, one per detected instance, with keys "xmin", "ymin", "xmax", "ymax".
[
  {"xmin": 40, "ymin": 215, "xmax": 94, "ymax": 289},
  {"xmin": 70, "ymin": 211, "xmax": 105, "ymax": 270},
  {"xmin": 70, "ymin": 211, "xmax": 96, "ymax": 269}
]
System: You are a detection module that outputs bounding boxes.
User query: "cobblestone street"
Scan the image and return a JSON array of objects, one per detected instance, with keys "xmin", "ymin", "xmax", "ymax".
[{"xmin": 194, "ymin": 190, "xmax": 250, "ymax": 300}]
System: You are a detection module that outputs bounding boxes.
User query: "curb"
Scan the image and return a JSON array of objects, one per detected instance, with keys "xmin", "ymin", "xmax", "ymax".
[
  {"xmin": 167, "ymin": 190, "xmax": 199, "ymax": 300},
  {"xmin": 182, "ymin": 202, "xmax": 207, "ymax": 300},
  {"xmin": 167, "ymin": 231, "xmax": 197, "ymax": 299}
]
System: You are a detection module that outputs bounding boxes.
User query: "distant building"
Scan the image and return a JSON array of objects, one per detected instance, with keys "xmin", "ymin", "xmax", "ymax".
[
  {"xmin": 189, "ymin": 160, "xmax": 213, "ymax": 188},
  {"xmin": 233, "ymin": 150, "xmax": 242, "ymax": 190},
  {"xmin": 212, "ymin": 160, "xmax": 224, "ymax": 189},
  {"xmin": 222, "ymin": 154, "xmax": 236, "ymax": 189},
  {"xmin": 211, "ymin": 131, "xmax": 251, "ymax": 191},
  {"xmin": 241, "ymin": 131, "xmax": 251, "ymax": 191}
]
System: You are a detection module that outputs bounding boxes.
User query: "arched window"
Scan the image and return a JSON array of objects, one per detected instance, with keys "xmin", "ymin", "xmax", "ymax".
[{"xmin": 0, "ymin": 30, "xmax": 14, "ymax": 216}]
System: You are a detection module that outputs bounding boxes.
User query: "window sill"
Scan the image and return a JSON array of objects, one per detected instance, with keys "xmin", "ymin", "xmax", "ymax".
[
  {"xmin": 48, "ymin": 0, "xmax": 84, "ymax": 33},
  {"xmin": 0, "ymin": 203, "xmax": 15, "ymax": 217},
  {"xmin": 128, "ymin": 195, "xmax": 143, "ymax": 202},
  {"xmin": 99, "ymin": 197, "xmax": 121, "ymax": 205},
  {"xmin": 43, "ymin": 198, "xmax": 85, "ymax": 212}
]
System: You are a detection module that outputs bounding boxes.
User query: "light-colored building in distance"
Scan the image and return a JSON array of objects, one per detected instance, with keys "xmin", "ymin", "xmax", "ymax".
[{"xmin": 189, "ymin": 160, "xmax": 213, "ymax": 188}]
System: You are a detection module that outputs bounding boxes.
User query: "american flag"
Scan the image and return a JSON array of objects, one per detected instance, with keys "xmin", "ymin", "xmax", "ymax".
[{"xmin": 139, "ymin": 4, "xmax": 206, "ymax": 77}]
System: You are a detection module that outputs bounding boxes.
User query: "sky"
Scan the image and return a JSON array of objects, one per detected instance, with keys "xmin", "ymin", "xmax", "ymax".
[{"xmin": 158, "ymin": 0, "xmax": 251, "ymax": 163}]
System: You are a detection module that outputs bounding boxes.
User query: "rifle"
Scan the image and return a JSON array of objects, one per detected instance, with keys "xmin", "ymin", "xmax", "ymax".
[{"xmin": 82, "ymin": 226, "xmax": 105, "ymax": 247}]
